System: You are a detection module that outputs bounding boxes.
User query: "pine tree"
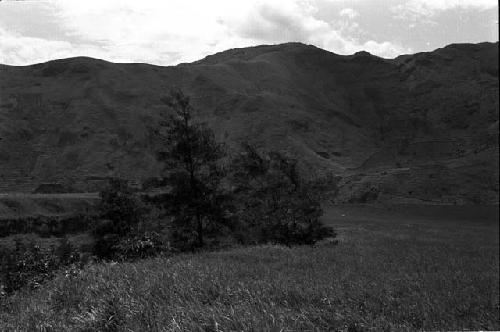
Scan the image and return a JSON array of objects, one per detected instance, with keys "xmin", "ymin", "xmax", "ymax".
[{"xmin": 156, "ymin": 89, "xmax": 229, "ymax": 249}]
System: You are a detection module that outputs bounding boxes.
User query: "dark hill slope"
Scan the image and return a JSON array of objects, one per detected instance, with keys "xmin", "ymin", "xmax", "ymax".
[{"xmin": 0, "ymin": 42, "xmax": 498, "ymax": 204}]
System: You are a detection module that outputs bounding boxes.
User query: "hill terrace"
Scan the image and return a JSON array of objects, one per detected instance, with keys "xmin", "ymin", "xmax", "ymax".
[{"xmin": 0, "ymin": 42, "xmax": 498, "ymax": 204}]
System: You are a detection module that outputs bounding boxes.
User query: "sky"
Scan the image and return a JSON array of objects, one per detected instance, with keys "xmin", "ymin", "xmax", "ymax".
[{"xmin": 0, "ymin": 0, "xmax": 498, "ymax": 66}]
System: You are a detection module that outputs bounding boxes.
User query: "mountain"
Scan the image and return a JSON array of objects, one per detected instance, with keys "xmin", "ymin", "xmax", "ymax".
[{"xmin": 0, "ymin": 42, "xmax": 498, "ymax": 204}]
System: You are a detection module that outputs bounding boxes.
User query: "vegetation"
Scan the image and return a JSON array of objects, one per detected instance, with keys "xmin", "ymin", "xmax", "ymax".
[
  {"xmin": 2, "ymin": 89, "xmax": 497, "ymax": 330},
  {"xmin": 0, "ymin": 214, "xmax": 94, "ymax": 238},
  {"xmin": 0, "ymin": 237, "xmax": 83, "ymax": 295},
  {"xmin": 1, "ymin": 212, "xmax": 498, "ymax": 331},
  {"xmin": 155, "ymin": 89, "xmax": 232, "ymax": 250},
  {"xmin": 148, "ymin": 89, "xmax": 334, "ymax": 251},
  {"xmin": 0, "ymin": 89, "xmax": 335, "ymax": 292},
  {"xmin": 231, "ymin": 143, "xmax": 335, "ymax": 245},
  {"xmin": 91, "ymin": 178, "xmax": 150, "ymax": 259}
]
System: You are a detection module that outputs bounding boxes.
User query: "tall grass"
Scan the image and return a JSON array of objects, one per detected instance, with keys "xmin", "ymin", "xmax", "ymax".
[{"xmin": 1, "ymin": 211, "xmax": 498, "ymax": 331}]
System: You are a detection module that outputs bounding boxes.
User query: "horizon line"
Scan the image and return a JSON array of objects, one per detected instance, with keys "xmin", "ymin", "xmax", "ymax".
[{"xmin": 1, "ymin": 40, "xmax": 498, "ymax": 68}]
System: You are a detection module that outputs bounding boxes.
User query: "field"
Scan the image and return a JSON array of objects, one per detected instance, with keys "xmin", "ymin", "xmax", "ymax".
[{"xmin": 1, "ymin": 204, "xmax": 498, "ymax": 331}]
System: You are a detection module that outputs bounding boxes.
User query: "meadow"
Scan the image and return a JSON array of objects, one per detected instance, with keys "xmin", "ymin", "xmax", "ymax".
[{"xmin": 0, "ymin": 204, "xmax": 498, "ymax": 331}]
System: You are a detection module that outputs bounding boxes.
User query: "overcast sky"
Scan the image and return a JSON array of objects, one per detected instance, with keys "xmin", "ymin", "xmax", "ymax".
[{"xmin": 0, "ymin": 0, "xmax": 497, "ymax": 65}]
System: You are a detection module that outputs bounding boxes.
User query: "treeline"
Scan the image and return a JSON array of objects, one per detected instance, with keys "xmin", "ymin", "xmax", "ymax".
[{"xmin": 0, "ymin": 89, "xmax": 337, "ymax": 294}]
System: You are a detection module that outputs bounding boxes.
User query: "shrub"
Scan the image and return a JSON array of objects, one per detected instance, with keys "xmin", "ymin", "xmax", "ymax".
[
  {"xmin": 231, "ymin": 144, "xmax": 336, "ymax": 246},
  {"xmin": 112, "ymin": 232, "xmax": 169, "ymax": 260},
  {"xmin": 92, "ymin": 178, "xmax": 172, "ymax": 260},
  {"xmin": 98, "ymin": 178, "xmax": 144, "ymax": 236},
  {"xmin": 0, "ymin": 237, "xmax": 81, "ymax": 294},
  {"xmin": 91, "ymin": 178, "xmax": 146, "ymax": 259}
]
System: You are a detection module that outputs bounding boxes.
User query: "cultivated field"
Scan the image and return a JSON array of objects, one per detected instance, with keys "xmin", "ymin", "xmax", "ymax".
[{"xmin": 1, "ymin": 204, "xmax": 498, "ymax": 331}]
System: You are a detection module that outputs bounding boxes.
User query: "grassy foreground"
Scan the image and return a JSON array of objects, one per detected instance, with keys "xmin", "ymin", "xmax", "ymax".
[{"xmin": 1, "ymin": 205, "xmax": 498, "ymax": 331}]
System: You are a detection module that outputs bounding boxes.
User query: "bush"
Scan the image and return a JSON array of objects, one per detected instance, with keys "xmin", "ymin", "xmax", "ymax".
[
  {"xmin": 231, "ymin": 144, "xmax": 336, "ymax": 246},
  {"xmin": 98, "ymin": 178, "xmax": 144, "ymax": 236},
  {"xmin": 92, "ymin": 178, "xmax": 171, "ymax": 260},
  {"xmin": 112, "ymin": 232, "xmax": 170, "ymax": 260},
  {"xmin": 0, "ymin": 237, "xmax": 81, "ymax": 294},
  {"xmin": 91, "ymin": 179, "xmax": 145, "ymax": 259}
]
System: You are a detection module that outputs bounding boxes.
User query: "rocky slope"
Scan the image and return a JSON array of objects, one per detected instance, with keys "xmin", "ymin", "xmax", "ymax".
[{"xmin": 0, "ymin": 42, "xmax": 498, "ymax": 204}]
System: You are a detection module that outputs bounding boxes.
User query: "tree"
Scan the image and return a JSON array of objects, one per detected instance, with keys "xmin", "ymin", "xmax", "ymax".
[
  {"xmin": 155, "ymin": 88, "xmax": 230, "ymax": 249},
  {"xmin": 231, "ymin": 143, "xmax": 336, "ymax": 245}
]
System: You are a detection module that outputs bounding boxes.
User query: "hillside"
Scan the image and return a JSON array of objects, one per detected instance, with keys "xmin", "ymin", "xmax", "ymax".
[{"xmin": 0, "ymin": 42, "xmax": 498, "ymax": 204}]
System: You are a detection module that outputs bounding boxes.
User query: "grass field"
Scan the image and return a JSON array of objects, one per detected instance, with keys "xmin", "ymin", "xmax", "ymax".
[{"xmin": 1, "ymin": 204, "xmax": 498, "ymax": 331}]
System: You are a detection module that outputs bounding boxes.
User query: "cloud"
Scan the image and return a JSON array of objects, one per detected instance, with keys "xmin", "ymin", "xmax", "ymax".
[
  {"xmin": 358, "ymin": 40, "xmax": 411, "ymax": 58},
  {"xmin": 411, "ymin": 0, "xmax": 496, "ymax": 11},
  {"xmin": 220, "ymin": 0, "xmax": 327, "ymax": 42},
  {"xmin": 392, "ymin": 0, "xmax": 498, "ymax": 21},
  {"xmin": 221, "ymin": 0, "xmax": 409, "ymax": 58},
  {"xmin": 339, "ymin": 8, "xmax": 359, "ymax": 19},
  {"xmin": 51, "ymin": 0, "xmax": 233, "ymax": 63},
  {"xmin": 53, "ymin": 0, "xmax": 405, "ymax": 62},
  {"xmin": 0, "ymin": 26, "xmax": 107, "ymax": 65},
  {"xmin": 318, "ymin": 30, "xmax": 411, "ymax": 58},
  {"xmin": 7, "ymin": 0, "xmax": 488, "ymax": 65}
]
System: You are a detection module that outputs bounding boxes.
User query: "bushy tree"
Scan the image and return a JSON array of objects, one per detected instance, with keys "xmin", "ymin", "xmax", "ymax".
[
  {"xmin": 155, "ymin": 89, "xmax": 232, "ymax": 250},
  {"xmin": 92, "ymin": 178, "xmax": 146, "ymax": 259},
  {"xmin": 231, "ymin": 143, "xmax": 336, "ymax": 245}
]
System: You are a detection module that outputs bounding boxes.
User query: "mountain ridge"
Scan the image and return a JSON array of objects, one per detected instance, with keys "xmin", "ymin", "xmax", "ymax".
[
  {"xmin": 4, "ymin": 41, "xmax": 496, "ymax": 68},
  {"xmin": 0, "ymin": 42, "xmax": 498, "ymax": 204}
]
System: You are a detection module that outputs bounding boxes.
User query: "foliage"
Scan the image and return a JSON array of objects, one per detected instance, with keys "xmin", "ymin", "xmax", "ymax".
[
  {"xmin": 112, "ymin": 232, "xmax": 170, "ymax": 260},
  {"xmin": 0, "ymin": 237, "xmax": 81, "ymax": 295},
  {"xmin": 92, "ymin": 178, "xmax": 148, "ymax": 259},
  {"xmin": 98, "ymin": 178, "xmax": 144, "ymax": 236},
  {"xmin": 231, "ymin": 143, "xmax": 335, "ymax": 245},
  {"xmin": 155, "ymin": 89, "xmax": 232, "ymax": 250}
]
